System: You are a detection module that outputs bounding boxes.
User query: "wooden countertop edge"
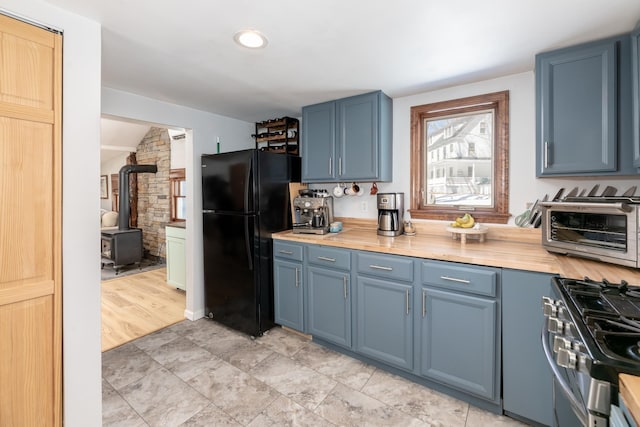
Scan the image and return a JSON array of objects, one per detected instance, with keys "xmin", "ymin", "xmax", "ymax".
[
  {"xmin": 620, "ymin": 374, "xmax": 640, "ymax": 425},
  {"xmin": 273, "ymin": 218, "xmax": 640, "ymax": 283}
]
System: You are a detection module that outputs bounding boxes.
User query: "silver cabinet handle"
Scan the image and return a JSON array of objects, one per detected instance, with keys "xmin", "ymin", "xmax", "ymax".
[
  {"xmin": 278, "ymin": 250, "xmax": 293, "ymax": 255},
  {"xmin": 338, "ymin": 157, "xmax": 343, "ymax": 176},
  {"xmin": 343, "ymin": 277, "xmax": 348, "ymax": 299},
  {"xmin": 405, "ymin": 289, "xmax": 410, "ymax": 315},
  {"xmin": 422, "ymin": 290, "xmax": 426, "ymax": 318},
  {"xmin": 440, "ymin": 276, "xmax": 471, "ymax": 284},
  {"xmin": 317, "ymin": 256, "xmax": 336, "ymax": 262},
  {"xmin": 544, "ymin": 141, "xmax": 549, "ymax": 169},
  {"xmin": 329, "ymin": 157, "xmax": 332, "ymax": 175},
  {"xmin": 369, "ymin": 264, "xmax": 393, "ymax": 271},
  {"xmin": 295, "ymin": 268, "xmax": 299, "ymax": 288}
]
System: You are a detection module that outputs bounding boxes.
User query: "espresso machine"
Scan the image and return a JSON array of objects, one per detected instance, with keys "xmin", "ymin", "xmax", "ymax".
[
  {"xmin": 292, "ymin": 190, "xmax": 334, "ymax": 235},
  {"xmin": 377, "ymin": 193, "xmax": 404, "ymax": 236}
]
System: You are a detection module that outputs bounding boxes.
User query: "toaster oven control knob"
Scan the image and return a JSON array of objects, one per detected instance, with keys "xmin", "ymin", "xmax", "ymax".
[{"xmin": 557, "ymin": 348, "xmax": 577, "ymax": 369}]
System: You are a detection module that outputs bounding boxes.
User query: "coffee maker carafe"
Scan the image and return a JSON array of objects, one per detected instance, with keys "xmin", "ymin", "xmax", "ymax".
[{"xmin": 377, "ymin": 193, "xmax": 404, "ymax": 236}]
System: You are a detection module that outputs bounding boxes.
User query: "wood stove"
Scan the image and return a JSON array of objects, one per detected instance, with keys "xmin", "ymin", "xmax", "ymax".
[
  {"xmin": 100, "ymin": 164, "xmax": 157, "ymax": 274},
  {"xmin": 101, "ymin": 229, "xmax": 143, "ymax": 274}
]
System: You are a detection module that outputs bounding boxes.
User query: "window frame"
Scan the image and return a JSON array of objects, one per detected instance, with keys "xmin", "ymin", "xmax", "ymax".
[
  {"xmin": 409, "ymin": 90, "xmax": 510, "ymax": 224},
  {"xmin": 169, "ymin": 168, "xmax": 186, "ymax": 222}
]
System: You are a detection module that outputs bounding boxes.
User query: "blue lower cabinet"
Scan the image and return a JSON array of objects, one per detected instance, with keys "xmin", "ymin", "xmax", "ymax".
[
  {"xmin": 307, "ymin": 266, "xmax": 351, "ymax": 348},
  {"xmin": 502, "ymin": 269, "xmax": 553, "ymax": 426},
  {"xmin": 356, "ymin": 276, "xmax": 413, "ymax": 370},
  {"xmin": 420, "ymin": 287, "xmax": 497, "ymax": 401},
  {"xmin": 273, "ymin": 259, "xmax": 304, "ymax": 332}
]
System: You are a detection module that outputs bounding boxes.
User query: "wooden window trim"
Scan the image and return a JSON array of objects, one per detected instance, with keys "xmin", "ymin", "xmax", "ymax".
[
  {"xmin": 409, "ymin": 90, "xmax": 510, "ymax": 224},
  {"xmin": 170, "ymin": 168, "xmax": 186, "ymax": 222}
]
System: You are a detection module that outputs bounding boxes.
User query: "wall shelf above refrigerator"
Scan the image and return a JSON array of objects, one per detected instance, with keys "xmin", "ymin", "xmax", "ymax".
[{"xmin": 253, "ymin": 116, "xmax": 299, "ymax": 154}]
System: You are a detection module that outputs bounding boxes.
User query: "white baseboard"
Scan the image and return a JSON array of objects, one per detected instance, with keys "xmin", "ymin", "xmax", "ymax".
[{"xmin": 184, "ymin": 308, "xmax": 204, "ymax": 321}]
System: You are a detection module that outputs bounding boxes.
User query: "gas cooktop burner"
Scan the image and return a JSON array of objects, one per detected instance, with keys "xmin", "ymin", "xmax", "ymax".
[{"xmin": 555, "ymin": 276, "xmax": 640, "ymax": 375}]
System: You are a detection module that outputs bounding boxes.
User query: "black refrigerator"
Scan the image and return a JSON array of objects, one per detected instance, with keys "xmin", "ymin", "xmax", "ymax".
[{"xmin": 201, "ymin": 149, "xmax": 301, "ymax": 336}]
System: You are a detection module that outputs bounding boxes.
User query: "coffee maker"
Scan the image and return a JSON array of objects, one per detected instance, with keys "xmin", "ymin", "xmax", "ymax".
[
  {"xmin": 292, "ymin": 191, "xmax": 334, "ymax": 235},
  {"xmin": 377, "ymin": 193, "xmax": 404, "ymax": 236}
]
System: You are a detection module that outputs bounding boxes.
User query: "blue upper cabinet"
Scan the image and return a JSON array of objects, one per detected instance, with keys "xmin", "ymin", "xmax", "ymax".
[
  {"xmin": 536, "ymin": 35, "xmax": 635, "ymax": 176},
  {"xmin": 632, "ymin": 27, "xmax": 640, "ymax": 167},
  {"xmin": 301, "ymin": 91, "xmax": 392, "ymax": 182}
]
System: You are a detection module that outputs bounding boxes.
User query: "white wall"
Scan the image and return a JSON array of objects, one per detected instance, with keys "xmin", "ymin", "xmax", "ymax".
[
  {"xmin": 171, "ymin": 137, "xmax": 186, "ymax": 169},
  {"xmin": 0, "ymin": 2, "xmax": 102, "ymax": 425},
  {"xmin": 100, "ymin": 152, "xmax": 129, "ymax": 211},
  {"xmin": 101, "ymin": 87, "xmax": 254, "ymax": 321},
  {"xmin": 318, "ymin": 71, "xmax": 640, "ymax": 224}
]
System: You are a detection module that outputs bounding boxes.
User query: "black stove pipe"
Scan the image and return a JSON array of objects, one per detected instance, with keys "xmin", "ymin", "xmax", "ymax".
[{"xmin": 118, "ymin": 164, "xmax": 158, "ymax": 230}]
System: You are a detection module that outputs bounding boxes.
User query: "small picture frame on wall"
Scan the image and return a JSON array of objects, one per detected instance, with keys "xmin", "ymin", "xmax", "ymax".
[{"xmin": 100, "ymin": 175, "xmax": 108, "ymax": 199}]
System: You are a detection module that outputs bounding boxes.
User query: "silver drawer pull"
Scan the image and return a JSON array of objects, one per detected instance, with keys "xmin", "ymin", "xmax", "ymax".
[
  {"xmin": 295, "ymin": 268, "xmax": 299, "ymax": 288},
  {"xmin": 369, "ymin": 264, "xmax": 393, "ymax": 271},
  {"xmin": 422, "ymin": 290, "xmax": 426, "ymax": 318},
  {"xmin": 440, "ymin": 275, "xmax": 471, "ymax": 284},
  {"xmin": 278, "ymin": 250, "xmax": 294, "ymax": 255},
  {"xmin": 343, "ymin": 277, "xmax": 348, "ymax": 299},
  {"xmin": 317, "ymin": 256, "xmax": 336, "ymax": 262}
]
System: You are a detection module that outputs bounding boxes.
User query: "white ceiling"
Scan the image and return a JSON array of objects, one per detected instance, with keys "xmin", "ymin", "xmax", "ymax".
[
  {"xmin": 47, "ymin": 0, "xmax": 640, "ymax": 124},
  {"xmin": 100, "ymin": 117, "xmax": 150, "ymax": 164}
]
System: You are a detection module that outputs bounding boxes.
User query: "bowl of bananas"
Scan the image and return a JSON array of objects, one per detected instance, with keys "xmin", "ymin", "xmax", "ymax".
[{"xmin": 446, "ymin": 214, "xmax": 488, "ymax": 244}]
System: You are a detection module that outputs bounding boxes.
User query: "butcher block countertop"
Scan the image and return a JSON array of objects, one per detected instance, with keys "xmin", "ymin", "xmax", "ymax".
[
  {"xmin": 620, "ymin": 374, "xmax": 640, "ymax": 424},
  {"xmin": 273, "ymin": 218, "xmax": 640, "ymax": 284}
]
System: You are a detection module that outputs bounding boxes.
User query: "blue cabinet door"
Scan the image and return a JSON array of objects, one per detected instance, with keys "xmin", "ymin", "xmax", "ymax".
[
  {"xmin": 273, "ymin": 259, "xmax": 304, "ymax": 332},
  {"xmin": 356, "ymin": 276, "xmax": 413, "ymax": 370},
  {"xmin": 337, "ymin": 92, "xmax": 379, "ymax": 181},
  {"xmin": 536, "ymin": 38, "xmax": 618, "ymax": 175},
  {"xmin": 302, "ymin": 100, "xmax": 336, "ymax": 181},
  {"xmin": 632, "ymin": 28, "xmax": 640, "ymax": 168},
  {"xmin": 307, "ymin": 266, "xmax": 351, "ymax": 348},
  {"xmin": 502, "ymin": 269, "xmax": 553, "ymax": 426},
  {"xmin": 420, "ymin": 287, "xmax": 497, "ymax": 400}
]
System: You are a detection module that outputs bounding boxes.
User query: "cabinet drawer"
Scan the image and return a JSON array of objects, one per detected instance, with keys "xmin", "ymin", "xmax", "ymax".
[
  {"xmin": 165, "ymin": 225, "xmax": 185, "ymax": 239},
  {"xmin": 421, "ymin": 260, "xmax": 497, "ymax": 297},
  {"xmin": 356, "ymin": 252, "xmax": 413, "ymax": 282},
  {"xmin": 273, "ymin": 241, "xmax": 303, "ymax": 262},
  {"xmin": 307, "ymin": 245, "xmax": 350, "ymax": 270}
]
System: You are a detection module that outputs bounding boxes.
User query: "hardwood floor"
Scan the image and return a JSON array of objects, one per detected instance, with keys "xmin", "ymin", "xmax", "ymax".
[{"xmin": 101, "ymin": 268, "xmax": 185, "ymax": 352}]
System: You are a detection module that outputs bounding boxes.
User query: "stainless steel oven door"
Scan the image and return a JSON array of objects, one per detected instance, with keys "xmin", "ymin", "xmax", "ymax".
[
  {"xmin": 540, "ymin": 202, "xmax": 638, "ymax": 268},
  {"xmin": 542, "ymin": 324, "xmax": 588, "ymax": 426}
]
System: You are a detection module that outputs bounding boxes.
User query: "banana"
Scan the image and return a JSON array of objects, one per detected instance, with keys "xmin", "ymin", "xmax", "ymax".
[
  {"xmin": 450, "ymin": 221, "xmax": 460, "ymax": 228},
  {"xmin": 455, "ymin": 213, "xmax": 471, "ymax": 225},
  {"xmin": 460, "ymin": 216, "xmax": 475, "ymax": 228}
]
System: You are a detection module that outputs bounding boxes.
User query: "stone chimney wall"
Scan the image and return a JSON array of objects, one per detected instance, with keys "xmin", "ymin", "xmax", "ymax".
[{"xmin": 136, "ymin": 127, "xmax": 171, "ymax": 260}]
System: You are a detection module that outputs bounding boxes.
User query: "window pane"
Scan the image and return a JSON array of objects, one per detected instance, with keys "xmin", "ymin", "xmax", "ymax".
[
  {"xmin": 176, "ymin": 197, "xmax": 186, "ymax": 220},
  {"xmin": 425, "ymin": 111, "xmax": 493, "ymax": 207},
  {"xmin": 179, "ymin": 180, "xmax": 186, "ymax": 196}
]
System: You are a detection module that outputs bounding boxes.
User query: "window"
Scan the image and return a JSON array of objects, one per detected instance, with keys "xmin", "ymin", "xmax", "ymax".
[
  {"xmin": 410, "ymin": 91, "xmax": 509, "ymax": 223},
  {"xmin": 170, "ymin": 168, "xmax": 186, "ymax": 222}
]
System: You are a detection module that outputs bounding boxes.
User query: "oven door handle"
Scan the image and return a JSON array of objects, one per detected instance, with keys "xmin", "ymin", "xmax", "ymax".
[{"xmin": 541, "ymin": 322, "xmax": 588, "ymax": 425}]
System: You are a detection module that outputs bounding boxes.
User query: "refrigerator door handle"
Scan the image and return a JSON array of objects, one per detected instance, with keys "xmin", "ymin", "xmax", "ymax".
[
  {"xmin": 244, "ymin": 216, "xmax": 253, "ymax": 271},
  {"xmin": 245, "ymin": 156, "xmax": 253, "ymax": 213}
]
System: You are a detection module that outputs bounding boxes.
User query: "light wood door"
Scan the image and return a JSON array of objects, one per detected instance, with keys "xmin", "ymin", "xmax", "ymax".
[{"xmin": 0, "ymin": 14, "xmax": 62, "ymax": 426}]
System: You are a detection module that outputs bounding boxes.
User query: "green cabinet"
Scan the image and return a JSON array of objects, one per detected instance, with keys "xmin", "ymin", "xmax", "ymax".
[
  {"xmin": 355, "ymin": 252, "xmax": 414, "ymax": 371},
  {"xmin": 306, "ymin": 246, "xmax": 352, "ymax": 348},
  {"xmin": 502, "ymin": 269, "xmax": 553, "ymax": 426},
  {"xmin": 301, "ymin": 91, "xmax": 392, "ymax": 182},
  {"xmin": 165, "ymin": 225, "xmax": 186, "ymax": 290},
  {"xmin": 536, "ymin": 34, "xmax": 634, "ymax": 176},
  {"xmin": 273, "ymin": 242, "xmax": 305, "ymax": 332},
  {"xmin": 419, "ymin": 260, "xmax": 500, "ymax": 403}
]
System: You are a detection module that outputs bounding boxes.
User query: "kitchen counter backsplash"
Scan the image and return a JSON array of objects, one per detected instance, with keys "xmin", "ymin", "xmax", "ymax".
[{"xmin": 273, "ymin": 218, "xmax": 640, "ymax": 284}]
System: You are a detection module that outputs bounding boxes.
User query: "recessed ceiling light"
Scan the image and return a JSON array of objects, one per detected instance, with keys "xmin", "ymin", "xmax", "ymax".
[{"xmin": 234, "ymin": 29, "xmax": 268, "ymax": 49}]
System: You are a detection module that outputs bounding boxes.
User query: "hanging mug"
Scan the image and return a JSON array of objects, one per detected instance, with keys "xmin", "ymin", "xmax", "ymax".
[
  {"xmin": 370, "ymin": 182, "xmax": 378, "ymax": 195},
  {"xmin": 333, "ymin": 184, "xmax": 344, "ymax": 198}
]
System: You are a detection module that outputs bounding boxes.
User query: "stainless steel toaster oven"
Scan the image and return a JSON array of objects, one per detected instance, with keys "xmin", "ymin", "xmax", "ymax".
[{"xmin": 540, "ymin": 200, "xmax": 640, "ymax": 268}]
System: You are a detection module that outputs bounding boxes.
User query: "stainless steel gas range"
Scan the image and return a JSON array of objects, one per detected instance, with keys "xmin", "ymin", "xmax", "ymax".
[{"xmin": 542, "ymin": 277, "xmax": 640, "ymax": 426}]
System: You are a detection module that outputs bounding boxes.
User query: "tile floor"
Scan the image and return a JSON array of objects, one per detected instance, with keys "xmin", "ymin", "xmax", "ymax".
[{"xmin": 102, "ymin": 319, "xmax": 529, "ymax": 426}]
